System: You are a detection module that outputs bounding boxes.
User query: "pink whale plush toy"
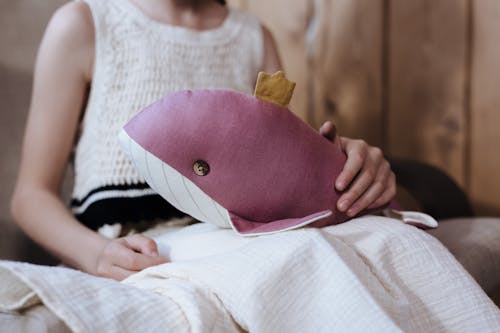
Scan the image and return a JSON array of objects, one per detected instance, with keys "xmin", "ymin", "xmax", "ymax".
[{"xmin": 119, "ymin": 71, "xmax": 437, "ymax": 236}]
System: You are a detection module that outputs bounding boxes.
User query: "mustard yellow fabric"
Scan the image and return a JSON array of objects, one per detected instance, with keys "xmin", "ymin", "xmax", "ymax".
[{"xmin": 254, "ymin": 71, "xmax": 296, "ymax": 107}]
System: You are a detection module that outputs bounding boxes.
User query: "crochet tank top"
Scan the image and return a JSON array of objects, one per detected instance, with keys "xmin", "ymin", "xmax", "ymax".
[{"xmin": 72, "ymin": 0, "xmax": 263, "ymax": 229}]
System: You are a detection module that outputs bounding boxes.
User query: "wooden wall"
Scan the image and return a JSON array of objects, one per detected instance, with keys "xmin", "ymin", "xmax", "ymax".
[
  {"xmin": 0, "ymin": 0, "xmax": 68, "ymax": 262},
  {"xmin": 470, "ymin": 0, "xmax": 500, "ymax": 215},
  {"xmin": 229, "ymin": 0, "xmax": 500, "ymax": 216}
]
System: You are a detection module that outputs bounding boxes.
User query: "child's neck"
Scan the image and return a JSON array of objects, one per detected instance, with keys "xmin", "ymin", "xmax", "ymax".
[{"xmin": 129, "ymin": 0, "xmax": 228, "ymax": 30}]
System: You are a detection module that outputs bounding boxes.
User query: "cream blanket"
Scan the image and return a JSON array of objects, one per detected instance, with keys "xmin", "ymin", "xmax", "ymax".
[{"xmin": 1, "ymin": 216, "xmax": 499, "ymax": 332}]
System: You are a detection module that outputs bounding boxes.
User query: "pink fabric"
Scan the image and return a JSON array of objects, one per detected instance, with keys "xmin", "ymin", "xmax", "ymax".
[
  {"xmin": 229, "ymin": 210, "xmax": 332, "ymax": 234},
  {"xmin": 124, "ymin": 89, "xmax": 355, "ymax": 234}
]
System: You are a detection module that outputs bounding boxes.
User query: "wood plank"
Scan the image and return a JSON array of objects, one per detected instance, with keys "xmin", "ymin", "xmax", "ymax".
[
  {"xmin": 228, "ymin": 0, "xmax": 312, "ymax": 121},
  {"xmin": 309, "ymin": 0, "xmax": 384, "ymax": 146},
  {"xmin": 229, "ymin": 0, "xmax": 384, "ymax": 146},
  {"xmin": 0, "ymin": 0, "xmax": 68, "ymax": 260},
  {"xmin": 0, "ymin": 0, "xmax": 67, "ymax": 72},
  {"xmin": 470, "ymin": 0, "xmax": 500, "ymax": 215},
  {"xmin": 226, "ymin": 0, "xmax": 247, "ymax": 10},
  {"xmin": 387, "ymin": 0, "xmax": 469, "ymax": 186}
]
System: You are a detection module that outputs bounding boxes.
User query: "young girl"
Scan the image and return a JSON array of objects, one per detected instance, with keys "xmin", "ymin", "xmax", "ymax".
[{"xmin": 11, "ymin": 0, "xmax": 396, "ymax": 281}]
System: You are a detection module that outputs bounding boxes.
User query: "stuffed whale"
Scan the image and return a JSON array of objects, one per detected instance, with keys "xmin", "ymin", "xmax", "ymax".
[{"xmin": 119, "ymin": 71, "xmax": 437, "ymax": 236}]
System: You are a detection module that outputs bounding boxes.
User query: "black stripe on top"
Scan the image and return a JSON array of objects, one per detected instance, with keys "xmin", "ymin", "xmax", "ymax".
[
  {"xmin": 71, "ymin": 183, "xmax": 185, "ymax": 231},
  {"xmin": 70, "ymin": 183, "xmax": 153, "ymax": 207}
]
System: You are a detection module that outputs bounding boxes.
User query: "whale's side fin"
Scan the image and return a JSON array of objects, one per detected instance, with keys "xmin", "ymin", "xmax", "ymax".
[
  {"xmin": 383, "ymin": 209, "xmax": 439, "ymax": 229},
  {"xmin": 228, "ymin": 210, "xmax": 332, "ymax": 236}
]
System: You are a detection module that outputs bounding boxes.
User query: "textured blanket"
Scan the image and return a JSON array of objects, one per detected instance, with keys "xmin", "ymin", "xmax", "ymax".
[{"xmin": 1, "ymin": 216, "xmax": 499, "ymax": 332}]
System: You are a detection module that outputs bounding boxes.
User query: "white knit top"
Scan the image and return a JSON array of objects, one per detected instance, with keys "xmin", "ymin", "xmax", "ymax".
[{"xmin": 72, "ymin": 0, "xmax": 263, "ymax": 227}]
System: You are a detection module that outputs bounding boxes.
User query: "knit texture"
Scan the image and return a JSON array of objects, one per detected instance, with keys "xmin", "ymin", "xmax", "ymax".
[{"xmin": 73, "ymin": 0, "xmax": 263, "ymax": 201}]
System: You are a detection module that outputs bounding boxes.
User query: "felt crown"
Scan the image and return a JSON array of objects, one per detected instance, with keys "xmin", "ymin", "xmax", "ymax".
[{"xmin": 253, "ymin": 71, "xmax": 296, "ymax": 107}]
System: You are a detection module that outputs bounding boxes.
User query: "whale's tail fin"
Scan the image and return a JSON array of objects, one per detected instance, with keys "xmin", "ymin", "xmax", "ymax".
[{"xmin": 228, "ymin": 210, "xmax": 333, "ymax": 237}]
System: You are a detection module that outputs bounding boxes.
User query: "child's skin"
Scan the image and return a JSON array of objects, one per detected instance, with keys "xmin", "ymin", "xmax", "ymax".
[{"xmin": 10, "ymin": 0, "xmax": 395, "ymax": 281}]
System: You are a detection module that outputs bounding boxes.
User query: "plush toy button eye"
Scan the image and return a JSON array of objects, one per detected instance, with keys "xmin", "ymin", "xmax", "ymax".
[{"xmin": 193, "ymin": 160, "xmax": 210, "ymax": 176}]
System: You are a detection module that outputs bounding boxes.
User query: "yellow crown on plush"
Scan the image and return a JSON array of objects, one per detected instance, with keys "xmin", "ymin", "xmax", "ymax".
[{"xmin": 254, "ymin": 71, "xmax": 296, "ymax": 107}]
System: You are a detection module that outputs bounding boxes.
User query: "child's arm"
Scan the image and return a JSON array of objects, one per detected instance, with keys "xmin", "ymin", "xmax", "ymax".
[
  {"xmin": 10, "ymin": 2, "xmax": 165, "ymax": 280},
  {"xmin": 261, "ymin": 25, "xmax": 283, "ymax": 73},
  {"xmin": 261, "ymin": 26, "xmax": 396, "ymax": 216}
]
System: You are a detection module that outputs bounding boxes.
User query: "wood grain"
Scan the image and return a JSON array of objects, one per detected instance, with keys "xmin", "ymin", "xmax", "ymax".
[
  {"xmin": 387, "ymin": 0, "xmax": 469, "ymax": 186},
  {"xmin": 230, "ymin": 0, "xmax": 384, "ymax": 145},
  {"xmin": 228, "ymin": 0, "xmax": 312, "ymax": 121},
  {"xmin": 231, "ymin": 0, "xmax": 500, "ymax": 214},
  {"xmin": 308, "ymin": 0, "xmax": 384, "ymax": 146},
  {"xmin": 0, "ymin": 0, "xmax": 68, "ymax": 261},
  {"xmin": 470, "ymin": 0, "xmax": 500, "ymax": 215}
]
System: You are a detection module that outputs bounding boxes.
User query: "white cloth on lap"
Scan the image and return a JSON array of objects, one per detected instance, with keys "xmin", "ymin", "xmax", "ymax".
[
  {"xmin": 0, "ymin": 261, "xmax": 240, "ymax": 333},
  {"xmin": 126, "ymin": 216, "xmax": 500, "ymax": 332},
  {"xmin": 0, "ymin": 305, "xmax": 71, "ymax": 333},
  {"xmin": 1, "ymin": 216, "xmax": 499, "ymax": 332}
]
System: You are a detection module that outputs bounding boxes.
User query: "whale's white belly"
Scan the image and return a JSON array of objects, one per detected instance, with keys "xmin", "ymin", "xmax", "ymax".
[{"xmin": 119, "ymin": 130, "xmax": 231, "ymax": 228}]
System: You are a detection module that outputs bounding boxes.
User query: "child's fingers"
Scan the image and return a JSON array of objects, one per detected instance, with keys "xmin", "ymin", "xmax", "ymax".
[
  {"xmin": 109, "ymin": 265, "xmax": 136, "ymax": 281},
  {"xmin": 368, "ymin": 173, "xmax": 397, "ymax": 209},
  {"xmin": 96, "ymin": 239, "xmax": 167, "ymax": 280},
  {"xmin": 123, "ymin": 234, "xmax": 160, "ymax": 256},
  {"xmin": 319, "ymin": 121, "xmax": 337, "ymax": 141},
  {"xmin": 346, "ymin": 181, "xmax": 385, "ymax": 217},
  {"xmin": 337, "ymin": 167, "xmax": 374, "ymax": 213},
  {"xmin": 335, "ymin": 139, "xmax": 368, "ymax": 192},
  {"xmin": 347, "ymin": 159, "xmax": 392, "ymax": 215},
  {"xmin": 113, "ymin": 244, "xmax": 167, "ymax": 271}
]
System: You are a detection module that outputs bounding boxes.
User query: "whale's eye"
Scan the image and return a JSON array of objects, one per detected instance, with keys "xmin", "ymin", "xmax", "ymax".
[{"xmin": 193, "ymin": 160, "xmax": 210, "ymax": 176}]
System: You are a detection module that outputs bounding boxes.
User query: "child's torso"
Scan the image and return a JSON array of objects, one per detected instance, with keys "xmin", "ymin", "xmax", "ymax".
[{"xmin": 72, "ymin": 0, "xmax": 263, "ymax": 229}]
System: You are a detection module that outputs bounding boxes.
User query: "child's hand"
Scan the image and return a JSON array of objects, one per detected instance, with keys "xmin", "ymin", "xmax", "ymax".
[
  {"xmin": 319, "ymin": 121, "xmax": 396, "ymax": 217},
  {"xmin": 95, "ymin": 234, "xmax": 168, "ymax": 281}
]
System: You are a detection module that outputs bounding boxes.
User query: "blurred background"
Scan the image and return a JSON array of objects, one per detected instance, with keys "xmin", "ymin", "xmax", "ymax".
[{"xmin": 1, "ymin": 0, "xmax": 499, "ymax": 261}]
